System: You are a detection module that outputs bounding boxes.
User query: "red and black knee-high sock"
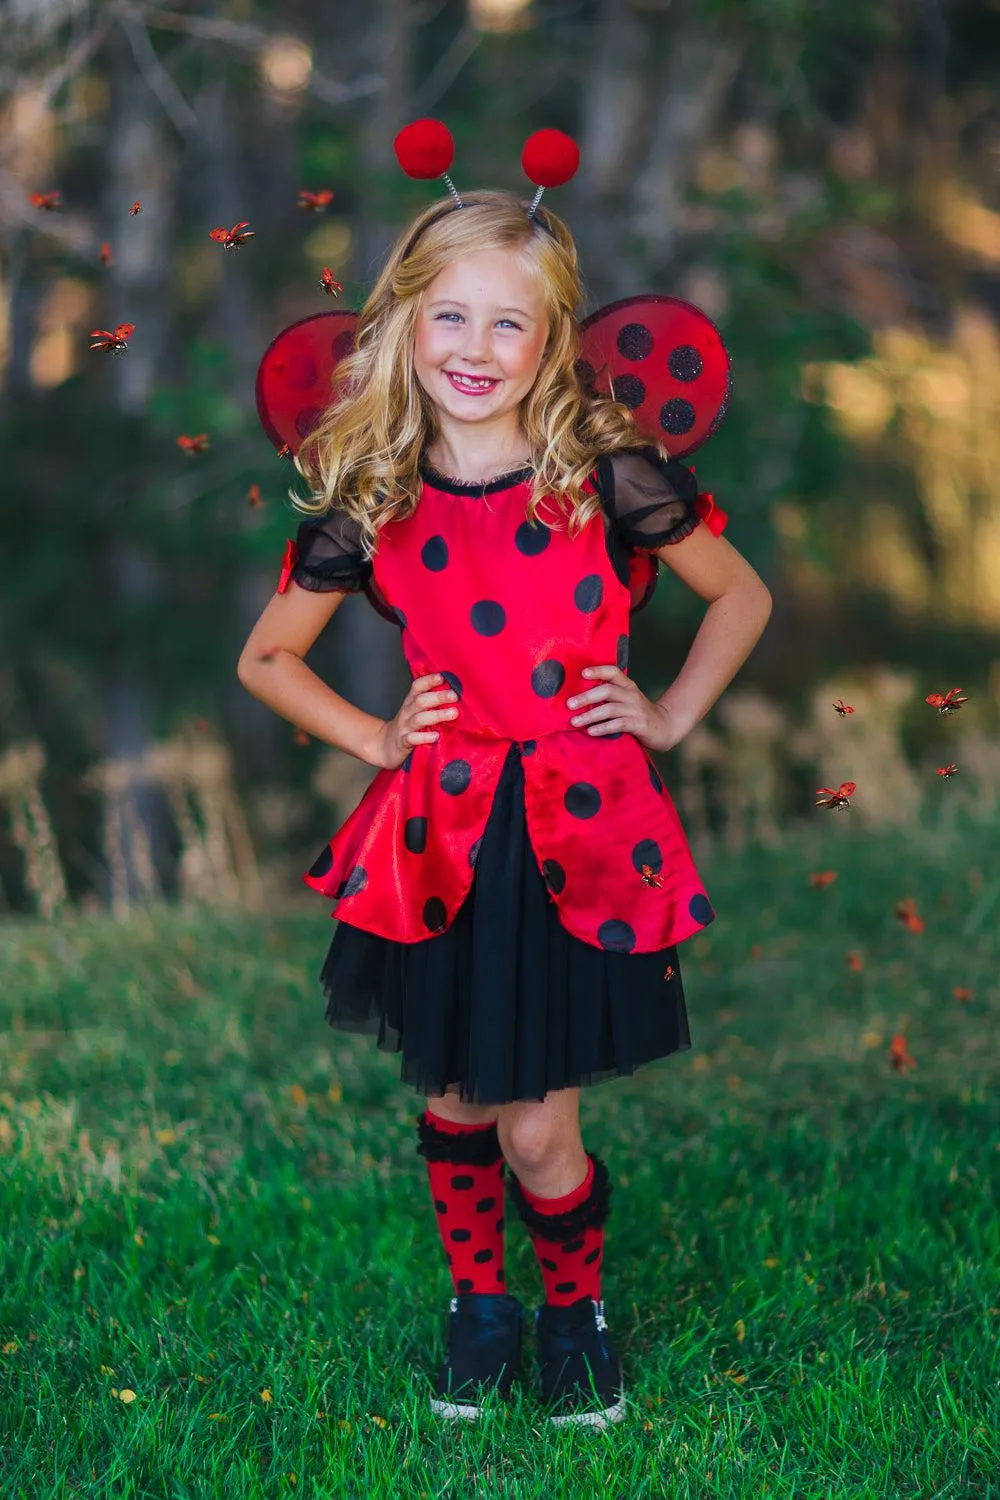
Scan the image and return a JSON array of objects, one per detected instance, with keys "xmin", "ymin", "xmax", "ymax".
[
  {"xmin": 415, "ymin": 1109, "xmax": 507, "ymax": 1295},
  {"xmin": 505, "ymin": 1152, "xmax": 612, "ymax": 1308}
]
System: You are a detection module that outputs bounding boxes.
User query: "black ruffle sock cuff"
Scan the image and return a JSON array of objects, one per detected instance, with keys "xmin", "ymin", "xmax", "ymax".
[
  {"xmin": 414, "ymin": 1110, "xmax": 504, "ymax": 1167},
  {"xmin": 505, "ymin": 1151, "xmax": 612, "ymax": 1244}
]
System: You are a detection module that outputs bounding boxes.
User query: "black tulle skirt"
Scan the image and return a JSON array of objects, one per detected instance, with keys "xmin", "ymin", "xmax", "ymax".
[{"xmin": 319, "ymin": 741, "xmax": 692, "ymax": 1105}]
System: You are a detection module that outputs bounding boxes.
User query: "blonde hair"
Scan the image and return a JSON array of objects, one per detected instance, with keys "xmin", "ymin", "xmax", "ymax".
[{"xmin": 290, "ymin": 189, "xmax": 656, "ymax": 559}]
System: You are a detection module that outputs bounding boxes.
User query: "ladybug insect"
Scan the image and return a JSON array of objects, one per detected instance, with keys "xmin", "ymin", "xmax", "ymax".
[
  {"xmin": 936, "ymin": 763, "xmax": 958, "ymax": 779},
  {"xmin": 663, "ymin": 964, "xmax": 675, "ymax": 981},
  {"xmin": 176, "ymin": 433, "xmax": 210, "ymax": 455},
  {"xmin": 30, "ymin": 190, "xmax": 62, "ymax": 210},
  {"xmin": 99, "ymin": 242, "xmax": 114, "ymax": 266},
  {"xmin": 832, "ymin": 699, "xmax": 854, "ymax": 716},
  {"xmin": 209, "ymin": 220, "xmax": 256, "ymax": 251},
  {"xmin": 130, "ymin": 200, "xmax": 142, "ymax": 215},
  {"xmin": 319, "ymin": 267, "xmax": 343, "ymax": 297},
  {"xmin": 90, "ymin": 322, "xmax": 135, "ymax": 354},
  {"xmin": 640, "ymin": 864, "xmax": 663, "ymax": 889},
  {"xmin": 298, "ymin": 189, "xmax": 334, "ymax": 211},
  {"xmin": 926, "ymin": 687, "xmax": 968, "ymax": 714},
  {"xmin": 816, "ymin": 781, "xmax": 856, "ymax": 811}
]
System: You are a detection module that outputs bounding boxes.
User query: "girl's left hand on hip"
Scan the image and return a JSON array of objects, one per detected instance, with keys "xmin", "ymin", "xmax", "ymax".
[{"xmin": 566, "ymin": 665, "xmax": 690, "ymax": 753}]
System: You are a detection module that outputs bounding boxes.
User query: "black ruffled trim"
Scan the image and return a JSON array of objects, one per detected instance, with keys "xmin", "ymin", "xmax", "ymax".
[
  {"xmin": 290, "ymin": 559, "xmax": 372, "ymax": 594},
  {"xmin": 505, "ymin": 1152, "xmax": 612, "ymax": 1242},
  {"xmin": 415, "ymin": 1110, "xmax": 503, "ymax": 1165}
]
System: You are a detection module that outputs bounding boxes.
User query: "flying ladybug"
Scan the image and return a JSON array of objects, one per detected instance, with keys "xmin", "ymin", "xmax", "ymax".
[
  {"xmin": 816, "ymin": 781, "xmax": 856, "ymax": 811},
  {"xmin": 936, "ymin": 763, "xmax": 959, "ymax": 779},
  {"xmin": 298, "ymin": 189, "xmax": 334, "ymax": 211},
  {"xmin": 832, "ymin": 699, "xmax": 855, "ymax": 716},
  {"xmin": 318, "ymin": 267, "xmax": 343, "ymax": 297},
  {"xmin": 30, "ymin": 190, "xmax": 62, "ymax": 210},
  {"xmin": 926, "ymin": 687, "xmax": 968, "ymax": 715},
  {"xmin": 209, "ymin": 220, "xmax": 256, "ymax": 251},
  {"xmin": 639, "ymin": 864, "xmax": 663, "ymax": 889},
  {"xmin": 90, "ymin": 322, "xmax": 135, "ymax": 354}
]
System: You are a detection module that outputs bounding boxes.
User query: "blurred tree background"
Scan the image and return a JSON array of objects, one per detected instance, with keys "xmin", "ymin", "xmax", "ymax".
[{"xmin": 2, "ymin": 0, "xmax": 999, "ymax": 915}]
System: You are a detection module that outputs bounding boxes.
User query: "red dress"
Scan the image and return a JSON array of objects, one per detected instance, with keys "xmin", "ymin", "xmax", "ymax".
[
  {"xmin": 280, "ymin": 446, "xmax": 723, "ymax": 1103},
  {"xmin": 284, "ymin": 448, "xmax": 719, "ymax": 952}
]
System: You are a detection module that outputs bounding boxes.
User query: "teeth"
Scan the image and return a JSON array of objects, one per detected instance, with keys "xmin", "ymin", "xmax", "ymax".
[{"xmin": 450, "ymin": 373, "xmax": 496, "ymax": 389}]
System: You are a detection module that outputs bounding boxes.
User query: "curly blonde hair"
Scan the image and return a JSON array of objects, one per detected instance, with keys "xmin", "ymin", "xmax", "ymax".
[{"xmin": 290, "ymin": 189, "xmax": 657, "ymax": 560}]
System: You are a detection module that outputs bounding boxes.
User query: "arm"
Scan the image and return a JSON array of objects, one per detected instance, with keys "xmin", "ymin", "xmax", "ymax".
[
  {"xmin": 237, "ymin": 583, "xmax": 387, "ymax": 768},
  {"xmin": 652, "ymin": 525, "xmax": 773, "ymax": 733}
]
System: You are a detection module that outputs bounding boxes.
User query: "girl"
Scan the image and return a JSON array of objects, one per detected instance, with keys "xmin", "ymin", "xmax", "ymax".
[{"xmin": 238, "ymin": 163, "xmax": 772, "ymax": 1429}]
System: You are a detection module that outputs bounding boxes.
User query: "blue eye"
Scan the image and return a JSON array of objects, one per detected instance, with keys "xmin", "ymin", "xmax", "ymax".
[{"xmin": 433, "ymin": 313, "xmax": 522, "ymax": 330}]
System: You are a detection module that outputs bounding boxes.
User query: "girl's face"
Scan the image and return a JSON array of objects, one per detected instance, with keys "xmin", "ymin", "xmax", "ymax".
[{"xmin": 413, "ymin": 248, "xmax": 550, "ymax": 436}]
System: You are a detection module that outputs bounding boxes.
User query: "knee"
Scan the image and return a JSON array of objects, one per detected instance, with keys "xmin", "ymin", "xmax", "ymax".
[{"xmin": 497, "ymin": 1113, "xmax": 565, "ymax": 1172}]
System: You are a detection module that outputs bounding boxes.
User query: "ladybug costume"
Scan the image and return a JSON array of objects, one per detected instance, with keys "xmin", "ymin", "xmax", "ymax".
[{"xmin": 256, "ymin": 122, "xmax": 733, "ymax": 1106}]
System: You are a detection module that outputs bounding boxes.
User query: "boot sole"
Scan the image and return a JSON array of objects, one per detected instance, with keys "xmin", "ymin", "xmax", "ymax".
[
  {"xmin": 428, "ymin": 1395, "xmax": 486, "ymax": 1421},
  {"xmin": 548, "ymin": 1384, "xmax": 626, "ymax": 1429}
]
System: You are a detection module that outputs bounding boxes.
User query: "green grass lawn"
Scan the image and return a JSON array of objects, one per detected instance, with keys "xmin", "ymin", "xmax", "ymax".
[{"xmin": 1, "ymin": 805, "xmax": 998, "ymax": 1498}]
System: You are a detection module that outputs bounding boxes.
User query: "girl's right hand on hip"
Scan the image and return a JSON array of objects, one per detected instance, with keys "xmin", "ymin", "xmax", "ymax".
[{"xmin": 372, "ymin": 673, "xmax": 459, "ymax": 770}]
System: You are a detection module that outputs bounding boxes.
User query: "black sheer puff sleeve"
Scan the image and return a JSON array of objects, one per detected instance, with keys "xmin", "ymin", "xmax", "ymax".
[
  {"xmin": 287, "ymin": 511, "xmax": 400, "ymax": 626},
  {"xmin": 290, "ymin": 510, "xmax": 372, "ymax": 594},
  {"xmin": 595, "ymin": 446, "xmax": 701, "ymax": 550}
]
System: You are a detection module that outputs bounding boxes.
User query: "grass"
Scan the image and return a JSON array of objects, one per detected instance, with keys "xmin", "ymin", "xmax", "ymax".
[{"xmin": 0, "ymin": 801, "xmax": 998, "ymax": 1498}]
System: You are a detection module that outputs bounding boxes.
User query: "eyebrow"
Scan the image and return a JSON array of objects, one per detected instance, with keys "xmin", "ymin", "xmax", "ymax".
[{"xmin": 427, "ymin": 299, "xmax": 536, "ymax": 320}]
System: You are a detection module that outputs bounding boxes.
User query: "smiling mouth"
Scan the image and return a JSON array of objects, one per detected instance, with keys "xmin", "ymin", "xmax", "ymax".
[{"xmin": 445, "ymin": 371, "xmax": 500, "ymax": 393}]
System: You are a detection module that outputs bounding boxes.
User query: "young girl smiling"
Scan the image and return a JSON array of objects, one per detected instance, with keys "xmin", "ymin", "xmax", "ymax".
[{"xmin": 240, "ymin": 151, "xmax": 772, "ymax": 1429}]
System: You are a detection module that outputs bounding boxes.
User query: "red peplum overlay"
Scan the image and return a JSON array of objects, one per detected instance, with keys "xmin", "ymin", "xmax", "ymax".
[{"xmin": 296, "ymin": 456, "xmax": 720, "ymax": 955}]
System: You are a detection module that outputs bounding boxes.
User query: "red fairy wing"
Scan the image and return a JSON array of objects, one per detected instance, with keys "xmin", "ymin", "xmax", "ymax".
[
  {"xmin": 255, "ymin": 309, "xmax": 359, "ymax": 455},
  {"xmin": 578, "ymin": 295, "xmax": 732, "ymax": 458}
]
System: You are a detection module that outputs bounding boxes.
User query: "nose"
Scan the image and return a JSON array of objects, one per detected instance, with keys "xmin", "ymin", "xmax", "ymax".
[{"xmin": 457, "ymin": 322, "xmax": 493, "ymax": 363}]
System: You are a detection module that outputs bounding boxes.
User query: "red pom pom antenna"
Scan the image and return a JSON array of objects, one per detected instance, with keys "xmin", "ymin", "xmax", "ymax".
[
  {"xmin": 521, "ymin": 128, "xmax": 580, "ymax": 217},
  {"xmin": 393, "ymin": 118, "xmax": 463, "ymax": 206}
]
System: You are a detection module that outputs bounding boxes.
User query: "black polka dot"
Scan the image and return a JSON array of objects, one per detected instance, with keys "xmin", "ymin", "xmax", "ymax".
[
  {"xmin": 451, "ymin": 1228, "xmax": 471, "ymax": 1242},
  {"xmin": 451, "ymin": 1174, "xmax": 474, "ymax": 1190},
  {"xmin": 689, "ymin": 892, "xmax": 715, "ymax": 925},
  {"xmin": 660, "ymin": 398, "xmax": 696, "ymax": 436},
  {"xmin": 402, "ymin": 750, "xmax": 414, "ymax": 773},
  {"xmin": 612, "ymin": 374, "xmax": 645, "ymax": 410},
  {"xmin": 457, "ymin": 1277, "xmax": 473, "ymax": 1291},
  {"xmin": 475, "ymin": 1197, "xmax": 496, "ymax": 1212},
  {"xmin": 565, "ymin": 783, "xmax": 601, "ymax": 819},
  {"xmin": 473, "ymin": 1249, "xmax": 494, "ymax": 1263},
  {"xmin": 598, "ymin": 918, "xmax": 636, "ymax": 953},
  {"xmin": 434, "ymin": 1200, "xmax": 447, "ymax": 1214},
  {"xmin": 574, "ymin": 574, "xmax": 603, "ymax": 613},
  {"xmin": 531, "ymin": 660, "xmax": 565, "ymax": 698},
  {"xmin": 308, "ymin": 845, "xmax": 333, "ymax": 879},
  {"xmin": 542, "ymin": 1258, "xmax": 558, "ymax": 1272},
  {"xmin": 555, "ymin": 1281, "xmax": 578, "ymax": 1294},
  {"xmin": 562, "ymin": 1237, "xmax": 585, "ymax": 1254},
  {"xmin": 421, "ymin": 535, "xmax": 448, "ymax": 571},
  {"xmin": 332, "ymin": 330, "xmax": 355, "ymax": 360},
  {"xmin": 632, "ymin": 838, "xmax": 662, "ymax": 874},
  {"xmin": 468, "ymin": 837, "xmax": 482, "ymax": 869},
  {"xmin": 441, "ymin": 671, "xmax": 462, "ymax": 698},
  {"xmin": 583, "ymin": 1248, "xmax": 600, "ymax": 1265},
  {"xmin": 496, "ymin": 1268, "xmax": 505, "ymax": 1283},
  {"xmin": 604, "ymin": 731, "xmax": 623, "ymax": 740},
  {"xmin": 495, "ymin": 1218, "xmax": 505, "ymax": 1233},
  {"xmin": 441, "ymin": 760, "xmax": 471, "ymax": 796},
  {"xmin": 542, "ymin": 860, "xmax": 566, "ymax": 894},
  {"xmin": 295, "ymin": 405, "xmax": 322, "ymax": 438},
  {"xmin": 616, "ymin": 634, "xmax": 629, "ymax": 671},
  {"xmin": 423, "ymin": 896, "xmax": 447, "ymax": 933},
  {"xmin": 335, "ymin": 865, "xmax": 367, "ymax": 899},
  {"xmin": 617, "ymin": 323, "xmax": 654, "ymax": 361},
  {"xmin": 648, "ymin": 760, "xmax": 663, "ymax": 794},
  {"xmin": 404, "ymin": 817, "xmax": 427, "ymax": 855},
  {"xmin": 668, "ymin": 344, "xmax": 703, "ymax": 382},
  {"xmin": 515, "ymin": 520, "xmax": 550, "ymax": 556},
  {"xmin": 521, "ymin": 739, "xmax": 537, "ymax": 755},
  {"xmin": 470, "ymin": 600, "xmax": 506, "ymax": 636},
  {"xmin": 394, "ymin": 607, "xmax": 407, "ymax": 628}
]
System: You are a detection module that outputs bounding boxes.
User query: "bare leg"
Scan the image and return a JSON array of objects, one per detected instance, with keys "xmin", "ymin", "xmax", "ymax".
[
  {"xmin": 425, "ymin": 1085, "xmax": 500, "ymax": 1127},
  {"xmin": 496, "ymin": 1087, "xmax": 589, "ymax": 1198}
]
